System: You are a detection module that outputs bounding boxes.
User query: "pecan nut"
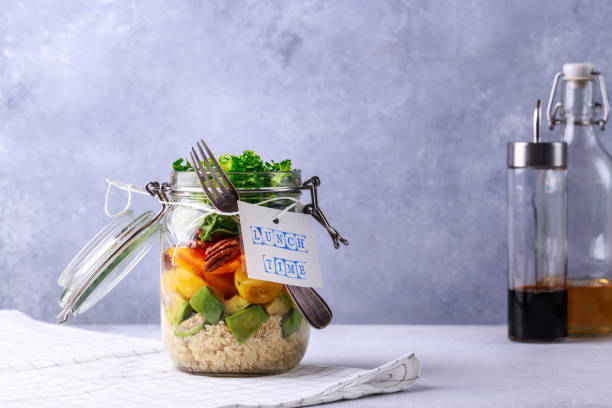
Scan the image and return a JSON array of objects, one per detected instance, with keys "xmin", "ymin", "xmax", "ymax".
[
  {"xmin": 187, "ymin": 229, "xmax": 209, "ymax": 251},
  {"xmin": 204, "ymin": 237, "xmax": 240, "ymax": 272},
  {"xmin": 188, "ymin": 240, "xmax": 209, "ymax": 251}
]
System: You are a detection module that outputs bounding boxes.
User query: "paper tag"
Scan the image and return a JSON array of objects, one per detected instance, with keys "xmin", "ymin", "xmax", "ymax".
[{"xmin": 237, "ymin": 200, "xmax": 323, "ymax": 288}]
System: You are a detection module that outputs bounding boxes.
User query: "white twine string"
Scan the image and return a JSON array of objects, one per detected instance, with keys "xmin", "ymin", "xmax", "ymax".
[
  {"xmin": 105, "ymin": 179, "xmax": 302, "ymax": 265},
  {"xmin": 104, "ymin": 179, "xmax": 148, "ymax": 217},
  {"xmin": 169, "ymin": 197, "xmax": 299, "ymax": 263},
  {"xmin": 104, "ymin": 179, "xmax": 301, "ymax": 220}
]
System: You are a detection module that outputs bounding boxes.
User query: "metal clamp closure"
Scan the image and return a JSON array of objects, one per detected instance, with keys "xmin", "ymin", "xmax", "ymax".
[
  {"xmin": 594, "ymin": 71, "xmax": 610, "ymax": 130},
  {"xmin": 546, "ymin": 70, "xmax": 610, "ymax": 131},
  {"xmin": 546, "ymin": 72, "xmax": 564, "ymax": 130},
  {"xmin": 146, "ymin": 181, "xmax": 171, "ymax": 210},
  {"xmin": 301, "ymin": 177, "xmax": 349, "ymax": 249}
]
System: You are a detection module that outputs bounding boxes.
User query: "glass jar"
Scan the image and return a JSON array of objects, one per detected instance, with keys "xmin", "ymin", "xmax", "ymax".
[
  {"xmin": 160, "ymin": 171, "xmax": 310, "ymax": 374},
  {"xmin": 57, "ymin": 169, "xmax": 324, "ymax": 376}
]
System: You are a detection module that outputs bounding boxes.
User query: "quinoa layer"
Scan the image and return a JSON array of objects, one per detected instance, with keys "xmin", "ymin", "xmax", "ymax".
[{"xmin": 161, "ymin": 310, "xmax": 309, "ymax": 374}]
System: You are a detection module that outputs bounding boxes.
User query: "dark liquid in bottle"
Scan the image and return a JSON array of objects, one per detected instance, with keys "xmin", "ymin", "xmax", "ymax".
[{"xmin": 508, "ymin": 286, "xmax": 568, "ymax": 341}]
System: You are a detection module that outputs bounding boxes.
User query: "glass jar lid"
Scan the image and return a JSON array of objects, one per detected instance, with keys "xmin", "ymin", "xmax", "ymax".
[{"xmin": 56, "ymin": 210, "xmax": 161, "ymax": 323}]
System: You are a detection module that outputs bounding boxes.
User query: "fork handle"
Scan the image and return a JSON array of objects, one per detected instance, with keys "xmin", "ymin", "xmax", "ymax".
[{"xmin": 285, "ymin": 285, "xmax": 332, "ymax": 329}]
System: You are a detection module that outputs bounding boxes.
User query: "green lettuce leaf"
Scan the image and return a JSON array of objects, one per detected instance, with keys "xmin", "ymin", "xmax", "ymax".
[
  {"xmin": 172, "ymin": 158, "xmax": 193, "ymax": 172},
  {"xmin": 199, "ymin": 214, "xmax": 240, "ymax": 241},
  {"xmin": 172, "ymin": 150, "xmax": 295, "ymax": 190}
]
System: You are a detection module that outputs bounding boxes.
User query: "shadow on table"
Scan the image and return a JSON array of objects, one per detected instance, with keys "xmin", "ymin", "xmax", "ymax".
[
  {"xmin": 323, "ymin": 384, "xmax": 438, "ymax": 407},
  {"xmin": 564, "ymin": 336, "xmax": 612, "ymax": 344}
]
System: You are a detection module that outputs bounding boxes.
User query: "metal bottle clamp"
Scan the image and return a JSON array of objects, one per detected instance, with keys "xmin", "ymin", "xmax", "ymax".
[{"xmin": 546, "ymin": 69, "xmax": 610, "ymax": 131}]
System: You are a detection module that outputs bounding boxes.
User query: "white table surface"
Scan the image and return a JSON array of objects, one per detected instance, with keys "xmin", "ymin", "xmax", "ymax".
[{"xmin": 78, "ymin": 324, "xmax": 612, "ymax": 407}]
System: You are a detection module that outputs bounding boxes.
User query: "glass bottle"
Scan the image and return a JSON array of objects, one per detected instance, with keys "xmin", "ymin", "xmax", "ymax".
[
  {"xmin": 546, "ymin": 63, "xmax": 612, "ymax": 336},
  {"xmin": 507, "ymin": 100, "xmax": 568, "ymax": 342}
]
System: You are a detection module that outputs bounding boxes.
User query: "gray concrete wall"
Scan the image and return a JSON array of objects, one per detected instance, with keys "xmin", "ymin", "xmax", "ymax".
[{"xmin": 2, "ymin": 0, "xmax": 611, "ymax": 324}]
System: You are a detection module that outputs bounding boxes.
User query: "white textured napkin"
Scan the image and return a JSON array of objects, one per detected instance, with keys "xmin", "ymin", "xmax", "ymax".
[{"xmin": 0, "ymin": 310, "xmax": 419, "ymax": 407}]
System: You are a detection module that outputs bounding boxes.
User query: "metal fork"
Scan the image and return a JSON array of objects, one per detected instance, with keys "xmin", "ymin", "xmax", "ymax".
[
  {"xmin": 189, "ymin": 142, "xmax": 240, "ymax": 213},
  {"xmin": 188, "ymin": 139, "xmax": 333, "ymax": 329}
]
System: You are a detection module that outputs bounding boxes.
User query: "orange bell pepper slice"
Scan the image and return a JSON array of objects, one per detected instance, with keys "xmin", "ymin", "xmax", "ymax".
[
  {"xmin": 208, "ymin": 255, "xmax": 245, "ymax": 275},
  {"xmin": 168, "ymin": 247, "xmax": 206, "ymax": 276},
  {"xmin": 203, "ymin": 271, "xmax": 238, "ymax": 299}
]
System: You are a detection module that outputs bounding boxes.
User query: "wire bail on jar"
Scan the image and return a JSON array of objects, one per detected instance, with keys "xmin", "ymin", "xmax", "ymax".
[{"xmin": 301, "ymin": 177, "xmax": 349, "ymax": 249}]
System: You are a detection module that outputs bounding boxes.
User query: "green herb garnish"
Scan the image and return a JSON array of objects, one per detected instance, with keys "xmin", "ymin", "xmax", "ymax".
[
  {"xmin": 199, "ymin": 213, "xmax": 240, "ymax": 241},
  {"xmin": 173, "ymin": 150, "xmax": 292, "ymax": 174},
  {"xmin": 172, "ymin": 150, "xmax": 295, "ymax": 190},
  {"xmin": 173, "ymin": 151, "xmax": 299, "ymax": 235},
  {"xmin": 172, "ymin": 158, "xmax": 193, "ymax": 172}
]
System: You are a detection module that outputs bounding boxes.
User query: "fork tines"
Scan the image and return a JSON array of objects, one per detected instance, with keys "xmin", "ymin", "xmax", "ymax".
[{"xmin": 188, "ymin": 139, "xmax": 239, "ymax": 212}]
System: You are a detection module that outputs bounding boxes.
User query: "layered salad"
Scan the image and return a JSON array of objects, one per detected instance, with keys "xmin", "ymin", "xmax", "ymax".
[{"xmin": 160, "ymin": 151, "xmax": 309, "ymax": 374}]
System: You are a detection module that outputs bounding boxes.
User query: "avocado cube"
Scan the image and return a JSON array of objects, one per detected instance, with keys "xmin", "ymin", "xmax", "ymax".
[
  {"xmin": 189, "ymin": 286, "xmax": 223, "ymax": 325},
  {"xmin": 165, "ymin": 293, "xmax": 194, "ymax": 325},
  {"xmin": 226, "ymin": 305, "xmax": 269, "ymax": 344},
  {"xmin": 223, "ymin": 295, "xmax": 250, "ymax": 316},
  {"xmin": 263, "ymin": 292, "xmax": 292, "ymax": 316},
  {"xmin": 282, "ymin": 308, "xmax": 303, "ymax": 338}
]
